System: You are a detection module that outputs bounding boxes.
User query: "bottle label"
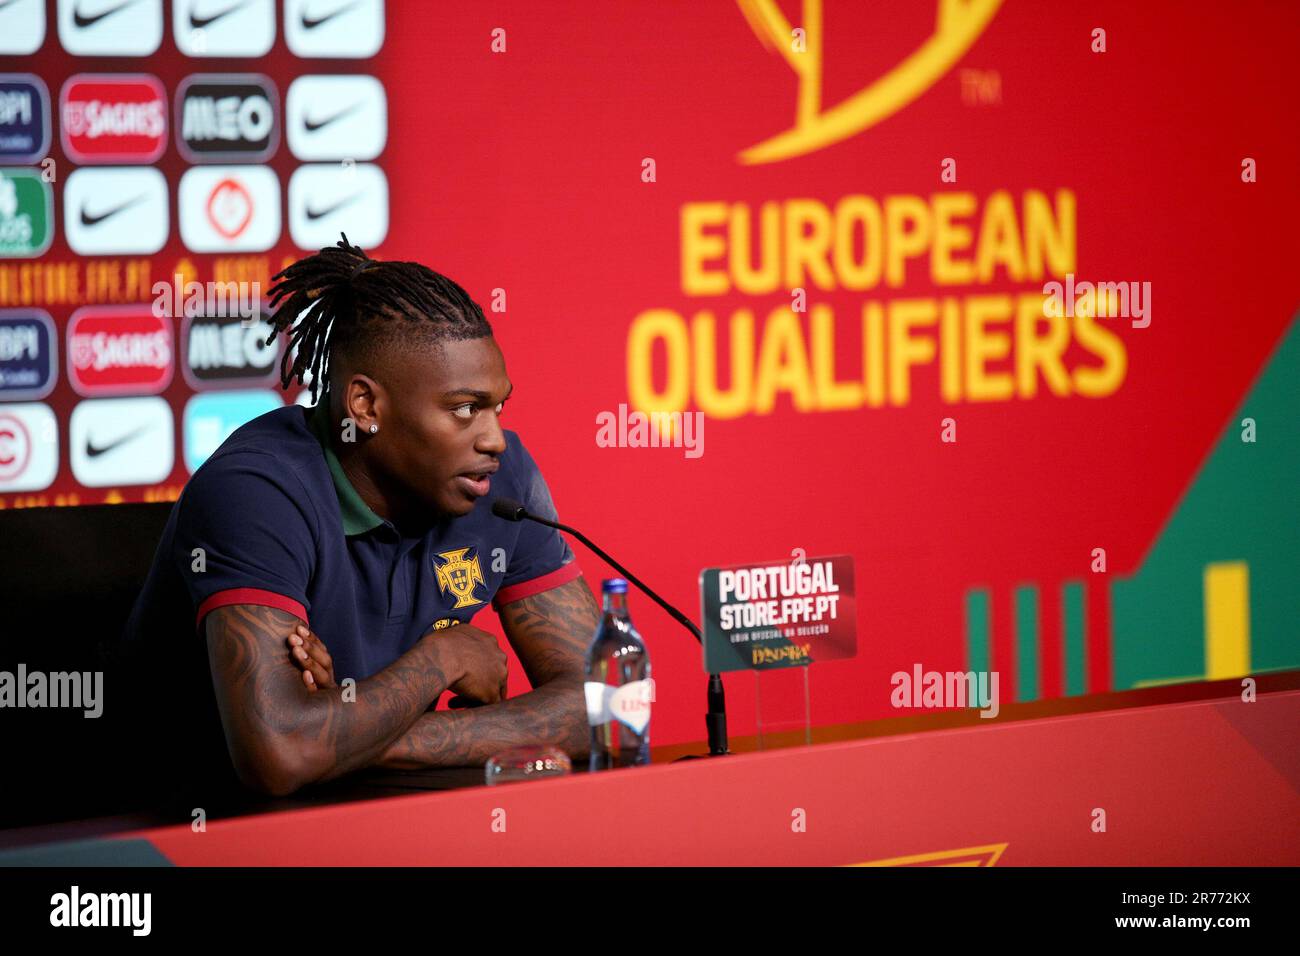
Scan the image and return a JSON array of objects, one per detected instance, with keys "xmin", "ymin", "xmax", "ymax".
[
  {"xmin": 585, "ymin": 679, "xmax": 652, "ymax": 734},
  {"xmin": 584, "ymin": 681, "xmax": 613, "ymax": 727}
]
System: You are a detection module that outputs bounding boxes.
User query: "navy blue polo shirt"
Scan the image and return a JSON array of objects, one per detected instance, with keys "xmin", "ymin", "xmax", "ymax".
[
  {"xmin": 121, "ymin": 402, "xmax": 581, "ymax": 804},
  {"xmin": 133, "ymin": 403, "xmax": 581, "ymax": 677}
]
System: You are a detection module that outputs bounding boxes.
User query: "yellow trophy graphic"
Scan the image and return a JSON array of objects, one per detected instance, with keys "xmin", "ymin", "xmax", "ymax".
[
  {"xmin": 735, "ymin": 0, "xmax": 1004, "ymax": 163},
  {"xmin": 434, "ymin": 548, "xmax": 487, "ymax": 609}
]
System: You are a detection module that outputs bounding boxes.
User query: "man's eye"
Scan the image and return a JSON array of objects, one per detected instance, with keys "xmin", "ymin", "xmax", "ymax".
[{"xmin": 452, "ymin": 404, "xmax": 475, "ymax": 420}]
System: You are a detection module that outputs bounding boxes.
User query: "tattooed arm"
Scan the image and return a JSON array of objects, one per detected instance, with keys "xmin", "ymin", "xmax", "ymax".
[
  {"xmin": 205, "ymin": 603, "xmax": 466, "ymax": 796},
  {"xmin": 374, "ymin": 576, "xmax": 600, "ymax": 769}
]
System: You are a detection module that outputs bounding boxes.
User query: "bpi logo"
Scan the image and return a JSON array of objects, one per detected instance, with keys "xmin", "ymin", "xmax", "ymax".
[
  {"xmin": 67, "ymin": 306, "xmax": 173, "ymax": 397},
  {"xmin": 735, "ymin": 0, "xmax": 1002, "ymax": 162},
  {"xmin": 182, "ymin": 312, "xmax": 278, "ymax": 389},
  {"xmin": 0, "ymin": 309, "xmax": 57, "ymax": 400},
  {"xmin": 60, "ymin": 74, "xmax": 167, "ymax": 163},
  {"xmin": 0, "ymin": 402, "xmax": 58, "ymax": 492},
  {"xmin": 57, "ymin": 0, "xmax": 164, "ymax": 57},
  {"xmin": 176, "ymin": 74, "xmax": 278, "ymax": 163},
  {"xmin": 0, "ymin": 75, "xmax": 52, "ymax": 164},
  {"xmin": 178, "ymin": 165, "xmax": 280, "ymax": 251}
]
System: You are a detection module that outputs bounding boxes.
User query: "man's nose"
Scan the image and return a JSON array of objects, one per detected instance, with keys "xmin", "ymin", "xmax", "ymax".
[{"xmin": 477, "ymin": 412, "xmax": 507, "ymax": 455}]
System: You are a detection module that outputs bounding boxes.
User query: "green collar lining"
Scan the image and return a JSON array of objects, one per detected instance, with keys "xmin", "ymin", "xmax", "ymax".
[{"xmin": 306, "ymin": 404, "xmax": 386, "ymax": 536}]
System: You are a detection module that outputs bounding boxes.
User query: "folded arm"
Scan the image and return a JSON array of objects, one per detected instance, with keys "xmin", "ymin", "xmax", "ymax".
[
  {"xmin": 206, "ymin": 603, "xmax": 460, "ymax": 796},
  {"xmin": 375, "ymin": 576, "xmax": 599, "ymax": 768}
]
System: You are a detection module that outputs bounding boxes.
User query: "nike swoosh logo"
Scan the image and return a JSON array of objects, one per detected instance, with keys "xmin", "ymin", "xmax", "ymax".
[
  {"xmin": 73, "ymin": 0, "xmax": 140, "ymax": 28},
  {"xmin": 304, "ymin": 193, "xmax": 360, "ymax": 221},
  {"xmin": 302, "ymin": 102, "xmax": 363, "ymax": 133},
  {"xmin": 85, "ymin": 423, "xmax": 150, "ymax": 459},
  {"xmin": 79, "ymin": 194, "xmax": 147, "ymax": 227},
  {"xmin": 301, "ymin": 0, "xmax": 359, "ymax": 30},
  {"xmin": 189, "ymin": 0, "xmax": 251, "ymax": 30}
]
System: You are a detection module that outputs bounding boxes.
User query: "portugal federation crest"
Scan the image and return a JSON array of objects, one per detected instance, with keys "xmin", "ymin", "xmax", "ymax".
[{"xmin": 434, "ymin": 547, "xmax": 487, "ymax": 609}]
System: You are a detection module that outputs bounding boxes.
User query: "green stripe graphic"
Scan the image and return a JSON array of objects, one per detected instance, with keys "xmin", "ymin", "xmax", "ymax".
[
  {"xmin": 1014, "ymin": 584, "xmax": 1039, "ymax": 702},
  {"xmin": 965, "ymin": 588, "xmax": 991, "ymax": 678}
]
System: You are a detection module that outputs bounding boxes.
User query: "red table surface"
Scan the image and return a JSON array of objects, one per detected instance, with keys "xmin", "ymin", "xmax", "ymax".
[{"xmin": 115, "ymin": 689, "xmax": 1300, "ymax": 866}]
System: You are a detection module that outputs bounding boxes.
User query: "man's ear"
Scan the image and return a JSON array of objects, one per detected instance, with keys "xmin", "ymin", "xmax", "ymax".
[{"xmin": 344, "ymin": 374, "xmax": 382, "ymax": 431}]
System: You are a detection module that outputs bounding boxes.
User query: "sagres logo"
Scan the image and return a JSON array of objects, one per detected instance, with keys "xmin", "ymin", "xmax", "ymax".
[
  {"xmin": 61, "ymin": 73, "xmax": 166, "ymax": 164},
  {"xmin": 67, "ymin": 306, "xmax": 173, "ymax": 397},
  {"xmin": 434, "ymin": 548, "xmax": 487, "ymax": 609},
  {"xmin": 735, "ymin": 0, "xmax": 1003, "ymax": 163}
]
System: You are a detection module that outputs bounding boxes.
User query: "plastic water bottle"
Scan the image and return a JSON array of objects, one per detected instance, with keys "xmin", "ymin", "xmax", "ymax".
[{"xmin": 585, "ymin": 578, "xmax": 652, "ymax": 769}]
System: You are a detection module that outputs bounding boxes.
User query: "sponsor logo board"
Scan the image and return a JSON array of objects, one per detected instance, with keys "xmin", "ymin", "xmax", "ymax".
[
  {"xmin": 178, "ymin": 164, "xmax": 280, "ymax": 252},
  {"xmin": 173, "ymin": 0, "xmax": 276, "ymax": 57},
  {"xmin": 60, "ymin": 73, "xmax": 166, "ymax": 163},
  {"xmin": 0, "ymin": 0, "xmax": 47, "ymax": 55},
  {"xmin": 57, "ymin": 0, "xmax": 164, "ymax": 57},
  {"xmin": 69, "ymin": 395, "xmax": 174, "ymax": 487},
  {"xmin": 63, "ymin": 166, "xmax": 169, "ymax": 254},
  {"xmin": 176, "ymin": 73, "xmax": 279, "ymax": 163},
  {"xmin": 0, "ymin": 309, "xmax": 57, "ymax": 400},
  {"xmin": 288, "ymin": 162, "xmax": 387, "ymax": 249},
  {"xmin": 67, "ymin": 305, "xmax": 173, "ymax": 396},
  {"xmin": 0, "ymin": 74, "xmax": 52, "ymax": 163},
  {"xmin": 0, "ymin": 167, "xmax": 53, "ymax": 258},
  {"xmin": 285, "ymin": 74, "xmax": 386, "ymax": 161},
  {"xmin": 0, "ymin": 402, "xmax": 58, "ymax": 491},
  {"xmin": 284, "ymin": 0, "xmax": 384, "ymax": 58},
  {"xmin": 182, "ymin": 388, "xmax": 279, "ymax": 472}
]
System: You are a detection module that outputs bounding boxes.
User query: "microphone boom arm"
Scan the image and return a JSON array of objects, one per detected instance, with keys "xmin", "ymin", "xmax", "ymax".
[
  {"xmin": 494, "ymin": 499, "xmax": 728, "ymax": 757},
  {"xmin": 527, "ymin": 513, "xmax": 703, "ymax": 645}
]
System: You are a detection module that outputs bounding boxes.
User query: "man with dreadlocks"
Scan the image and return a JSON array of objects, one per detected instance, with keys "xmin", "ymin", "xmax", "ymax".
[{"xmin": 123, "ymin": 234, "xmax": 598, "ymax": 803}]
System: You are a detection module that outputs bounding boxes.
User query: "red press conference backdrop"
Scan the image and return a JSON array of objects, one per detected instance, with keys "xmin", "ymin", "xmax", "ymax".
[{"xmin": 2, "ymin": 1, "xmax": 1297, "ymax": 747}]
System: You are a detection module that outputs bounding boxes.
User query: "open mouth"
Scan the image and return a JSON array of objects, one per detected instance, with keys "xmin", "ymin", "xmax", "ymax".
[{"xmin": 455, "ymin": 469, "xmax": 496, "ymax": 499}]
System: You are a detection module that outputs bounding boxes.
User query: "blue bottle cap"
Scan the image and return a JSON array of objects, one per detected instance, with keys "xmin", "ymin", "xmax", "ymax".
[{"xmin": 602, "ymin": 578, "xmax": 629, "ymax": 594}]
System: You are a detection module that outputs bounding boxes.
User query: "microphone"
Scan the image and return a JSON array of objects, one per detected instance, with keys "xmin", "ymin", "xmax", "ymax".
[{"xmin": 492, "ymin": 497, "xmax": 729, "ymax": 758}]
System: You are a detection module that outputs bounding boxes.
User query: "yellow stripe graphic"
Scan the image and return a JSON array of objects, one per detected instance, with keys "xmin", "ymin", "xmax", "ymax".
[{"xmin": 1204, "ymin": 562, "xmax": 1250, "ymax": 679}]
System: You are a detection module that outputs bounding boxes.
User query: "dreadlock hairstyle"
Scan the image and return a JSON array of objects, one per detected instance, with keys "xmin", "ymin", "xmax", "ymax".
[{"xmin": 265, "ymin": 233, "xmax": 494, "ymax": 404}]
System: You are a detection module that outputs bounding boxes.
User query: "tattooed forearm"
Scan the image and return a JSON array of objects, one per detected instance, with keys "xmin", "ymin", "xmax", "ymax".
[
  {"xmin": 205, "ymin": 604, "xmax": 457, "ymax": 795},
  {"xmin": 376, "ymin": 577, "xmax": 600, "ymax": 768},
  {"xmin": 377, "ymin": 676, "xmax": 590, "ymax": 768}
]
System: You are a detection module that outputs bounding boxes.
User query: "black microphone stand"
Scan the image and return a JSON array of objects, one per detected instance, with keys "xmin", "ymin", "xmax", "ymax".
[{"xmin": 494, "ymin": 501, "xmax": 729, "ymax": 758}]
